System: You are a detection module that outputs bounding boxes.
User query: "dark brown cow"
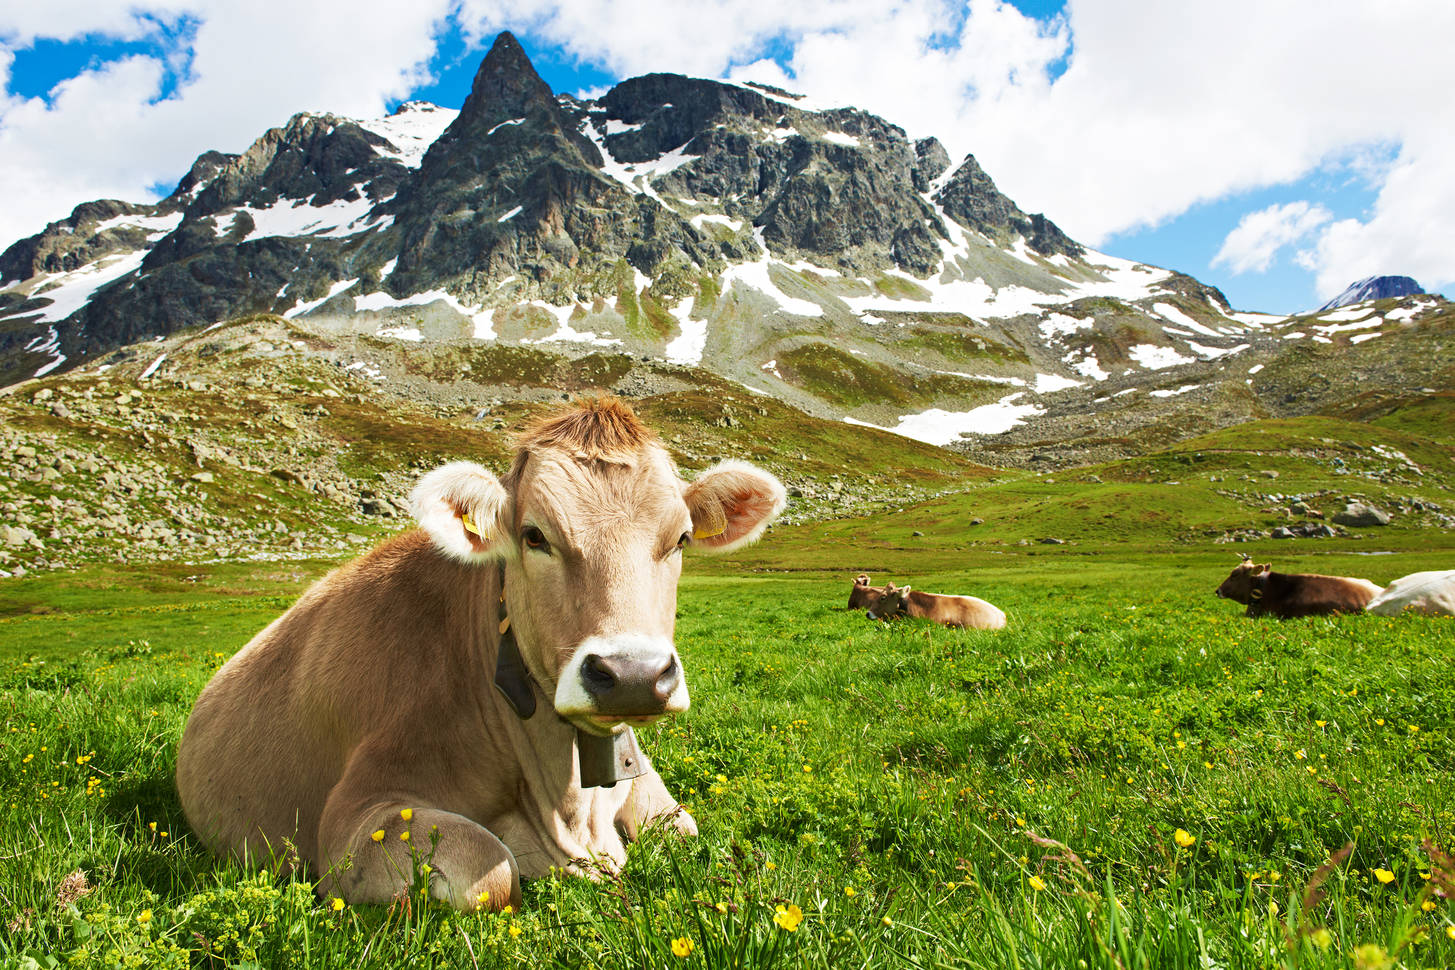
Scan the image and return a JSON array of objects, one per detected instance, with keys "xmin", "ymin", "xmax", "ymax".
[
  {"xmin": 867, "ymin": 581, "xmax": 1006, "ymax": 630},
  {"xmin": 848, "ymin": 574, "xmax": 886, "ymax": 610},
  {"xmin": 1215, "ymin": 558, "xmax": 1382, "ymax": 618}
]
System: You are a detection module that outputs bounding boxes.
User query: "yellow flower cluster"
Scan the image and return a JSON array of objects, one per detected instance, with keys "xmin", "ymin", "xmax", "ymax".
[{"xmin": 773, "ymin": 904, "xmax": 803, "ymax": 931}]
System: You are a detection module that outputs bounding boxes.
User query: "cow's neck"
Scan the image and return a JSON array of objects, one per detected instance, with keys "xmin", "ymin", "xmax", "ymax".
[{"xmin": 492, "ymin": 563, "xmax": 646, "ymax": 790}]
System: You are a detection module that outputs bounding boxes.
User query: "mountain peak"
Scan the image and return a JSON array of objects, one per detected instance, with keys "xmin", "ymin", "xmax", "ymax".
[
  {"xmin": 1315, "ymin": 275, "xmax": 1425, "ymax": 312},
  {"xmin": 460, "ymin": 31, "xmax": 556, "ymax": 125}
]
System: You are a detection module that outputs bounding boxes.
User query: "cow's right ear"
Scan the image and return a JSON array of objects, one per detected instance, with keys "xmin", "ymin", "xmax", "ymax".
[
  {"xmin": 410, "ymin": 461, "xmax": 509, "ymax": 564},
  {"xmin": 900, "ymin": 584, "xmax": 912, "ymax": 594}
]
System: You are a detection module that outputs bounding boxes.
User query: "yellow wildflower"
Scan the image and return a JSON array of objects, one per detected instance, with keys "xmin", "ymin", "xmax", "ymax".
[
  {"xmin": 1029, "ymin": 875, "xmax": 1047, "ymax": 891},
  {"xmin": 1447, "ymin": 926, "xmax": 1455, "ymax": 941},
  {"xmin": 332, "ymin": 897, "xmax": 345, "ymax": 912},
  {"xmin": 845, "ymin": 886, "xmax": 857, "ymax": 897},
  {"xmin": 1269, "ymin": 900, "xmax": 1279, "ymax": 916},
  {"xmin": 400, "ymin": 808, "xmax": 413, "ymax": 821},
  {"xmin": 1375, "ymin": 719, "xmax": 1385, "ymax": 726},
  {"xmin": 1315, "ymin": 720, "xmax": 1326, "ymax": 727},
  {"xmin": 773, "ymin": 904, "xmax": 803, "ymax": 931},
  {"xmin": 509, "ymin": 924, "xmax": 522, "ymax": 938},
  {"xmin": 1421, "ymin": 900, "xmax": 1436, "ymax": 912},
  {"xmin": 371, "ymin": 829, "xmax": 385, "ymax": 842},
  {"xmin": 714, "ymin": 901, "xmax": 728, "ymax": 915},
  {"xmin": 1373, "ymin": 868, "xmax": 1395, "ymax": 884},
  {"xmin": 671, "ymin": 937, "xmax": 694, "ymax": 958},
  {"xmin": 400, "ymin": 830, "xmax": 410, "ymax": 842},
  {"xmin": 502, "ymin": 905, "xmax": 514, "ymax": 914},
  {"xmin": 1294, "ymin": 750, "xmax": 1306, "ymax": 760},
  {"xmin": 1352, "ymin": 943, "xmax": 1393, "ymax": 970},
  {"xmin": 881, "ymin": 914, "xmax": 893, "ymax": 927},
  {"xmin": 137, "ymin": 909, "xmax": 152, "ymax": 924},
  {"xmin": 1174, "ymin": 829, "xmax": 1196, "ymax": 849},
  {"xmin": 476, "ymin": 890, "xmax": 490, "ymax": 906}
]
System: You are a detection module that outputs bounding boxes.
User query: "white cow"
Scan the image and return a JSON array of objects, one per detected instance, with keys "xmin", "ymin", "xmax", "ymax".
[{"xmin": 1365, "ymin": 570, "xmax": 1455, "ymax": 616}]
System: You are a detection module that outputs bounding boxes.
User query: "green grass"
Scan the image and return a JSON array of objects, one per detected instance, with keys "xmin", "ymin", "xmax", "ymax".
[
  {"xmin": 775, "ymin": 343, "xmax": 1002, "ymax": 410},
  {"xmin": 2, "ymin": 542, "xmax": 1452, "ymax": 969}
]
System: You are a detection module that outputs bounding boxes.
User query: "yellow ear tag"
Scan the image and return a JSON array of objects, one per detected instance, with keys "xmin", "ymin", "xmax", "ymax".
[
  {"xmin": 693, "ymin": 524, "xmax": 726, "ymax": 540},
  {"xmin": 462, "ymin": 513, "xmax": 488, "ymax": 540}
]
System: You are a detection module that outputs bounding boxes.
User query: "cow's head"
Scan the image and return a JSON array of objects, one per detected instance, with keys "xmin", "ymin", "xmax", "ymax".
[
  {"xmin": 1216, "ymin": 559, "xmax": 1270, "ymax": 603},
  {"xmin": 868, "ymin": 582, "xmax": 910, "ymax": 620},
  {"xmin": 410, "ymin": 398, "xmax": 785, "ymax": 737}
]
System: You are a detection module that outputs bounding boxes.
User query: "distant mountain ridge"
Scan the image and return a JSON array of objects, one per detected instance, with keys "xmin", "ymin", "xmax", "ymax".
[
  {"xmin": 1316, "ymin": 275, "xmax": 1426, "ymax": 312},
  {"xmin": 1, "ymin": 32, "xmax": 1450, "ymax": 455}
]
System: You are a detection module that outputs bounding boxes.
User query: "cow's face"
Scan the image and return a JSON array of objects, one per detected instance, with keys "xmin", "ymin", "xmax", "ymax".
[
  {"xmin": 412, "ymin": 441, "xmax": 785, "ymax": 737},
  {"xmin": 869, "ymin": 582, "xmax": 910, "ymax": 620},
  {"xmin": 1216, "ymin": 561, "xmax": 1270, "ymax": 603}
]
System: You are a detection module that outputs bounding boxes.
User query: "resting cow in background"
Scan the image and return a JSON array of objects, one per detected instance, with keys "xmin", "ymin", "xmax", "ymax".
[
  {"xmin": 1365, "ymin": 569, "xmax": 1455, "ymax": 616},
  {"xmin": 867, "ymin": 581, "xmax": 1007, "ymax": 630},
  {"xmin": 848, "ymin": 574, "xmax": 886, "ymax": 610},
  {"xmin": 1214, "ymin": 557, "xmax": 1381, "ymax": 618},
  {"xmin": 175, "ymin": 398, "xmax": 786, "ymax": 910}
]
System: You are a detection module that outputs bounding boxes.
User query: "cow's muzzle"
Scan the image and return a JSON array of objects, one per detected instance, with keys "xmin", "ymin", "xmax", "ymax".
[{"xmin": 555, "ymin": 634, "xmax": 689, "ymax": 732}]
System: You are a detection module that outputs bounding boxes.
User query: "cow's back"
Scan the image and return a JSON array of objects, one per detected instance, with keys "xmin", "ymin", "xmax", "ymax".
[
  {"xmin": 1367, "ymin": 570, "xmax": 1455, "ymax": 616},
  {"xmin": 1261, "ymin": 572, "xmax": 1381, "ymax": 618},
  {"xmin": 905, "ymin": 590, "xmax": 1006, "ymax": 630},
  {"xmin": 176, "ymin": 531, "xmax": 490, "ymax": 867}
]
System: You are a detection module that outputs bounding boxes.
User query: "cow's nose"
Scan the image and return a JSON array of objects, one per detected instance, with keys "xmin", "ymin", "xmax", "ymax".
[{"xmin": 580, "ymin": 652, "xmax": 680, "ymax": 713}]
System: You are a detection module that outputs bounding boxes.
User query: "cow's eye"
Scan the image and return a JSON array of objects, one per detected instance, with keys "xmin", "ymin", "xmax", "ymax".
[
  {"xmin": 676, "ymin": 532, "xmax": 691, "ymax": 550},
  {"xmin": 522, "ymin": 526, "xmax": 551, "ymax": 553}
]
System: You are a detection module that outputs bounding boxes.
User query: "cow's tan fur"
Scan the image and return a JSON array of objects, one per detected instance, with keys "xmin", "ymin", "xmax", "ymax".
[
  {"xmin": 176, "ymin": 398, "xmax": 785, "ymax": 910},
  {"xmin": 870, "ymin": 582, "xmax": 1007, "ymax": 630},
  {"xmin": 848, "ymin": 574, "xmax": 885, "ymax": 610}
]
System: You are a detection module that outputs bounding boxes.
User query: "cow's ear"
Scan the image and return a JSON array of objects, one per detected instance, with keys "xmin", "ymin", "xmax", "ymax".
[
  {"xmin": 410, "ymin": 461, "xmax": 509, "ymax": 564},
  {"xmin": 1258, "ymin": 562, "xmax": 1272, "ymax": 573},
  {"xmin": 901, "ymin": 584, "xmax": 912, "ymax": 594},
  {"xmin": 884, "ymin": 582, "xmax": 898, "ymax": 592},
  {"xmin": 684, "ymin": 460, "xmax": 786, "ymax": 554}
]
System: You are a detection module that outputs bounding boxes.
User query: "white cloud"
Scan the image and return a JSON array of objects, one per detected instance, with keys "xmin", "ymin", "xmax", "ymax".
[
  {"xmin": 1212, "ymin": 201, "xmax": 1331, "ymax": 275},
  {"xmin": 0, "ymin": 0, "xmax": 453, "ymax": 249}
]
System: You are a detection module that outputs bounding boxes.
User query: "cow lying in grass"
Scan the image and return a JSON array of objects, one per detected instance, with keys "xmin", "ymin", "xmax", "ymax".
[
  {"xmin": 848, "ymin": 573, "xmax": 885, "ymax": 610},
  {"xmin": 176, "ymin": 398, "xmax": 786, "ymax": 910},
  {"xmin": 1215, "ymin": 558, "xmax": 1382, "ymax": 618},
  {"xmin": 866, "ymin": 581, "xmax": 1007, "ymax": 630},
  {"xmin": 1365, "ymin": 569, "xmax": 1455, "ymax": 616}
]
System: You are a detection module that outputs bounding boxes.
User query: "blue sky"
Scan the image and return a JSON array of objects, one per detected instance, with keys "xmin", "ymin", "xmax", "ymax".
[{"xmin": 3, "ymin": 1, "xmax": 1451, "ymax": 314}]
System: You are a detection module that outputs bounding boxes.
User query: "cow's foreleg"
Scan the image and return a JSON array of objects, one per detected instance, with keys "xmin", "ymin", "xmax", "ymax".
[
  {"xmin": 317, "ymin": 796, "xmax": 522, "ymax": 911},
  {"xmin": 616, "ymin": 770, "xmax": 698, "ymax": 841}
]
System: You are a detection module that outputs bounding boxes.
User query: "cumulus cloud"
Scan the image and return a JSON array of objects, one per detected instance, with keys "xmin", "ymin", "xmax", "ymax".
[
  {"xmin": 1212, "ymin": 201, "xmax": 1331, "ymax": 275},
  {"xmin": 0, "ymin": 0, "xmax": 452, "ymax": 248}
]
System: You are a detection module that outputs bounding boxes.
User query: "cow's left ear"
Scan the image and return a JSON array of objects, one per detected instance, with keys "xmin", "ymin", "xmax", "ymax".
[
  {"xmin": 410, "ymin": 461, "xmax": 509, "ymax": 564},
  {"xmin": 684, "ymin": 460, "xmax": 786, "ymax": 554}
]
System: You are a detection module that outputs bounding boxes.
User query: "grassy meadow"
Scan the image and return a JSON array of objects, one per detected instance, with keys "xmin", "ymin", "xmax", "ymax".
[
  {"xmin": 2, "ymin": 387, "xmax": 1454, "ymax": 968},
  {"xmin": 1, "ymin": 531, "xmax": 1453, "ymax": 968}
]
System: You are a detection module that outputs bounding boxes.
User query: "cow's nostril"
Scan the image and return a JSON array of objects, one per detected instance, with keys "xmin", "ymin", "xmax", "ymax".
[
  {"xmin": 653, "ymin": 656, "xmax": 680, "ymax": 703},
  {"xmin": 581, "ymin": 654, "xmax": 617, "ymax": 693}
]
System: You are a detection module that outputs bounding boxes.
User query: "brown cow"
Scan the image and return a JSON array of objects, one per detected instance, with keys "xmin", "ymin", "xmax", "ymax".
[
  {"xmin": 848, "ymin": 573, "xmax": 886, "ymax": 610},
  {"xmin": 1215, "ymin": 558, "xmax": 1382, "ymax": 618},
  {"xmin": 867, "ymin": 581, "xmax": 1007, "ymax": 630},
  {"xmin": 175, "ymin": 398, "xmax": 786, "ymax": 911}
]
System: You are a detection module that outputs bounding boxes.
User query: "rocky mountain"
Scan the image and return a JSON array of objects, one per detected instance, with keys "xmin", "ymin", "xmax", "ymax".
[
  {"xmin": 1, "ymin": 32, "xmax": 1451, "ymax": 460},
  {"xmin": 1315, "ymin": 275, "xmax": 1426, "ymax": 312}
]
